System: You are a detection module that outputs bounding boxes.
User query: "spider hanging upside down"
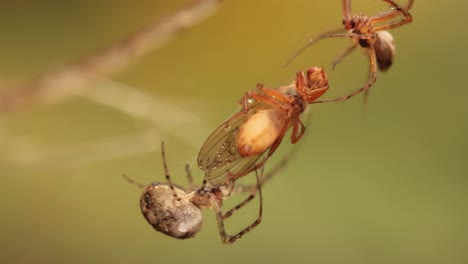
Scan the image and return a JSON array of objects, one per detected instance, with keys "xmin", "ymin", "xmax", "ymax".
[
  {"xmin": 124, "ymin": 141, "xmax": 296, "ymax": 244},
  {"xmin": 286, "ymin": 0, "xmax": 414, "ymax": 103},
  {"xmin": 197, "ymin": 67, "xmax": 329, "ymax": 186}
]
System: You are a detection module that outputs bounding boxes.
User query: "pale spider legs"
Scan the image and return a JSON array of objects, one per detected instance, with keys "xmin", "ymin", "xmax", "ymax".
[
  {"xmin": 210, "ymin": 166, "xmax": 264, "ymax": 243},
  {"xmin": 123, "ymin": 142, "xmax": 196, "ymax": 200},
  {"xmin": 231, "ymin": 140, "xmax": 303, "ymax": 194},
  {"xmin": 124, "ymin": 142, "xmax": 266, "ymax": 244},
  {"xmin": 212, "ymin": 143, "xmax": 306, "ymax": 242},
  {"xmin": 286, "ymin": 0, "xmax": 413, "ymax": 103},
  {"xmin": 218, "ymin": 139, "xmax": 306, "ymax": 241}
]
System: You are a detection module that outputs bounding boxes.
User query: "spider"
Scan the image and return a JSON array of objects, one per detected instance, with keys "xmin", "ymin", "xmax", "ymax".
[
  {"xmin": 124, "ymin": 141, "xmax": 290, "ymax": 244},
  {"xmin": 286, "ymin": 0, "xmax": 414, "ymax": 103},
  {"xmin": 197, "ymin": 67, "xmax": 329, "ymax": 186}
]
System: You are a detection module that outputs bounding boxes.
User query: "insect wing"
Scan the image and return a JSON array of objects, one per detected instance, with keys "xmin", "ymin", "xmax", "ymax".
[{"xmin": 197, "ymin": 104, "xmax": 269, "ymax": 186}]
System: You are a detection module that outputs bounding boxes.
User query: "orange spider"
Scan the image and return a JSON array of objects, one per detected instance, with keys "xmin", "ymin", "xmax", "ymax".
[
  {"xmin": 197, "ymin": 67, "xmax": 329, "ymax": 186},
  {"xmin": 287, "ymin": 0, "xmax": 414, "ymax": 103}
]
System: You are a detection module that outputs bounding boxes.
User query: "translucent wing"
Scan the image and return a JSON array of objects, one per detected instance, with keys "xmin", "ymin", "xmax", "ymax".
[{"xmin": 197, "ymin": 103, "xmax": 272, "ymax": 186}]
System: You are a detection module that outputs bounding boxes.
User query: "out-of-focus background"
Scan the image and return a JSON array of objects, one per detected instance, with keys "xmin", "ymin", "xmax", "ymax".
[{"xmin": 1, "ymin": 1, "xmax": 467, "ymax": 263}]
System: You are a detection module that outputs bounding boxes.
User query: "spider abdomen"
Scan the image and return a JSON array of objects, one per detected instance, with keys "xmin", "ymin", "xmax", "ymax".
[
  {"xmin": 374, "ymin": 31, "xmax": 395, "ymax": 71},
  {"xmin": 140, "ymin": 183, "xmax": 203, "ymax": 239}
]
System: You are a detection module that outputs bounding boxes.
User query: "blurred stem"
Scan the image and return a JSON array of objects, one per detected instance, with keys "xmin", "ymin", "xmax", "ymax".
[
  {"xmin": 0, "ymin": 0, "xmax": 223, "ymax": 112},
  {"xmin": 84, "ymin": 79, "xmax": 209, "ymax": 150},
  {"xmin": 0, "ymin": 129, "xmax": 162, "ymax": 168}
]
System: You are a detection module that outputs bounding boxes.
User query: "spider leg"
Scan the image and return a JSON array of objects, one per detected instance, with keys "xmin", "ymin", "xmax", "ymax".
[
  {"xmin": 231, "ymin": 131, "xmax": 306, "ymax": 194},
  {"xmin": 160, "ymin": 141, "xmax": 181, "ymax": 201},
  {"xmin": 184, "ymin": 163, "xmax": 197, "ymax": 190},
  {"xmin": 377, "ymin": 0, "xmax": 414, "ymax": 18},
  {"xmin": 370, "ymin": 7, "xmax": 403, "ymax": 23},
  {"xmin": 122, "ymin": 174, "xmax": 145, "ymax": 189},
  {"xmin": 222, "ymin": 181, "xmax": 258, "ymax": 219},
  {"xmin": 372, "ymin": 0, "xmax": 413, "ymax": 31},
  {"xmin": 239, "ymin": 84, "xmax": 279, "ymax": 110},
  {"xmin": 259, "ymin": 87, "xmax": 292, "ymax": 103},
  {"xmin": 342, "ymin": 0, "xmax": 352, "ymax": 20},
  {"xmin": 240, "ymin": 88, "xmax": 290, "ymax": 114},
  {"xmin": 284, "ymin": 27, "xmax": 348, "ymax": 67},
  {"xmin": 332, "ymin": 42, "xmax": 358, "ymax": 70},
  {"xmin": 322, "ymin": 32, "xmax": 373, "ymax": 40},
  {"xmin": 363, "ymin": 89, "xmax": 371, "ymax": 108},
  {"xmin": 362, "ymin": 57, "xmax": 374, "ymax": 107},
  {"xmin": 248, "ymin": 93, "xmax": 285, "ymax": 112},
  {"xmin": 405, "ymin": 0, "xmax": 415, "ymax": 11},
  {"xmin": 200, "ymin": 178, "xmax": 209, "ymax": 190},
  {"xmin": 313, "ymin": 43, "xmax": 378, "ymax": 103},
  {"xmin": 209, "ymin": 192, "xmax": 229, "ymax": 242},
  {"xmin": 290, "ymin": 117, "xmax": 306, "ymax": 144},
  {"xmin": 211, "ymin": 167, "xmax": 264, "ymax": 244}
]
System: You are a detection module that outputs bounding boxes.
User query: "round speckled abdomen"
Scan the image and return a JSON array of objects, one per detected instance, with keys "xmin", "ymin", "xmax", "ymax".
[{"xmin": 140, "ymin": 183, "xmax": 202, "ymax": 239}]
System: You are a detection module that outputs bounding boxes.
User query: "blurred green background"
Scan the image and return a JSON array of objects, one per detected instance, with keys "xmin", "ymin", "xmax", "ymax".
[{"xmin": 0, "ymin": 0, "xmax": 467, "ymax": 263}]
